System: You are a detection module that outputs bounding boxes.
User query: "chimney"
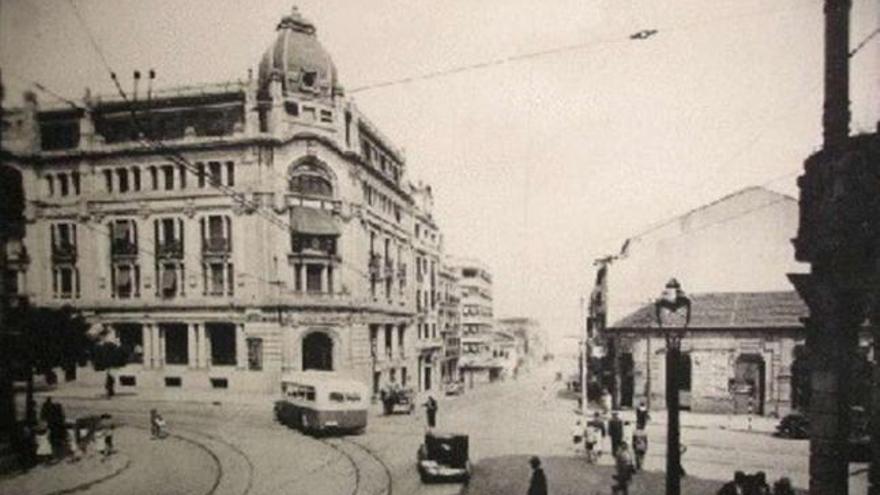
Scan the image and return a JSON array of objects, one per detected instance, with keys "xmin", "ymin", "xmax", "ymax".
[{"xmin": 822, "ymin": 0, "xmax": 851, "ymax": 151}]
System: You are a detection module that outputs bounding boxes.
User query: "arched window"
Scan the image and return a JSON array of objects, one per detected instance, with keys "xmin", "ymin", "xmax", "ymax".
[
  {"xmin": 288, "ymin": 161, "xmax": 333, "ymax": 198},
  {"xmin": 302, "ymin": 332, "xmax": 334, "ymax": 371}
]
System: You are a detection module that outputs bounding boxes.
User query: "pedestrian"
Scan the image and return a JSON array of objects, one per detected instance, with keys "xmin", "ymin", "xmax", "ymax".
[
  {"xmin": 105, "ymin": 371, "xmax": 115, "ymax": 399},
  {"xmin": 631, "ymin": 427, "xmax": 648, "ymax": 472},
  {"xmin": 527, "ymin": 456, "xmax": 548, "ymax": 495},
  {"xmin": 151, "ymin": 409, "xmax": 167, "ymax": 439},
  {"xmin": 772, "ymin": 477, "xmax": 795, "ymax": 495},
  {"xmin": 601, "ymin": 388, "xmax": 612, "ymax": 413},
  {"xmin": 608, "ymin": 411, "xmax": 624, "ymax": 455},
  {"xmin": 103, "ymin": 424, "xmax": 115, "ymax": 460},
  {"xmin": 718, "ymin": 471, "xmax": 747, "ymax": 495},
  {"xmin": 585, "ymin": 412, "xmax": 606, "ymax": 463},
  {"xmin": 66, "ymin": 421, "xmax": 81, "ymax": 463},
  {"xmin": 34, "ymin": 424, "xmax": 52, "ymax": 464},
  {"xmin": 424, "ymin": 395, "xmax": 438, "ymax": 429},
  {"xmin": 39, "ymin": 397, "xmax": 54, "ymax": 424},
  {"xmin": 612, "ymin": 441, "xmax": 635, "ymax": 495},
  {"xmin": 749, "ymin": 471, "xmax": 771, "ymax": 495},
  {"xmin": 571, "ymin": 419, "xmax": 583, "ymax": 453},
  {"xmin": 635, "ymin": 401, "xmax": 650, "ymax": 429},
  {"xmin": 47, "ymin": 401, "xmax": 67, "ymax": 459}
]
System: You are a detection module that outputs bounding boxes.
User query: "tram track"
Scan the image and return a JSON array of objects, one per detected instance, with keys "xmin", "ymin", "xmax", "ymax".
[{"xmin": 319, "ymin": 436, "xmax": 394, "ymax": 495}]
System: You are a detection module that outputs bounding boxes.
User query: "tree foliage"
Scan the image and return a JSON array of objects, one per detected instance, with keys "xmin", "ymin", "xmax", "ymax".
[{"xmin": 7, "ymin": 304, "xmax": 91, "ymax": 377}]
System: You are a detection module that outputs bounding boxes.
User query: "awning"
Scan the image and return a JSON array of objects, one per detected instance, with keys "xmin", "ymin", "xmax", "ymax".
[{"xmin": 290, "ymin": 206, "xmax": 340, "ymax": 236}]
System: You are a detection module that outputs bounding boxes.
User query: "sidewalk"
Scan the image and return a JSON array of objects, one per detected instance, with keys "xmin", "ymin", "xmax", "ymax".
[
  {"xmin": 575, "ymin": 406, "xmax": 778, "ymax": 435},
  {"xmin": 0, "ymin": 452, "xmax": 130, "ymax": 495}
]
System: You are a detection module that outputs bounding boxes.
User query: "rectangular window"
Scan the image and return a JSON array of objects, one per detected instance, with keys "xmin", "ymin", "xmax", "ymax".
[
  {"xmin": 46, "ymin": 176, "xmax": 55, "ymax": 196},
  {"xmin": 162, "ymin": 323, "xmax": 188, "ymax": 365},
  {"xmin": 209, "ymin": 263, "xmax": 225, "ymax": 295},
  {"xmin": 226, "ymin": 162, "xmax": 235, "ymax": 186},
  {"xmin": 132, "ymin": 168, "xmax": 141, "ymax": 191},
  {"xmin": 306, "ymin": 264, "xmax": 322, "ymax": 293},
  {"xmin": 118, "ymin": 168, "xmax": 129, "ymax": 193},
  {"xmin": 178, "ymin": 165, "xmax": 187, "ymax": 189},
  {"xmin": 207, "ymin": 323, "xmax": 237, "ymax": 366},
  {"xmin": 210, "ymin": 378, "xmax": 229, "ymax": 389},
  {"xmin": 197, "ymin": 163, "xmax": 206, "ymax": 188},
  {"xmin": 150, "ymin": 166, "xmax": 158, "ymax": 190},
  {"xmin": 209, "ymin": 162, "xmax": 222, "ymax": 186},
  {"xmin": 104, "ymin": 169, "xmax": 113, "ymax": 192},
  {"xmin": 163, "ymin": 165, "xmax": 175, "ymax": 190},
  {"xmin": 59, "ymin": 174, "xmax": 69, "ymax": 196},
  {"xmin": 58, "ymin": 267, "xmax": 73, "ymax": 297},
  {"xmin": 119, "ymin": 376, "xmax": 136, "ymax": 387},
  {"xmin": 320, "ymin": 110, "xmax": 332, "ymax": 123},
  {"xmin": 247, "ymin": 338, "xmax": 263, "ymax": 371},
  {"xmin": 384, "ymin": 325, "xmax": 392, "ymax": 358},
  {"xmin": 164, "ymin": 377, "xmax": 182, "ymax": 387},
  {"xmin": 72, "ymin": 172, "xmax": 80, "ymax": 195},
  {"xmin": 370, "ymin": 325, "xmax": 378, "ymax": 358},
  {"xmin": 115, "ymin": 264, "xmax": 134, "ymax": 298}
]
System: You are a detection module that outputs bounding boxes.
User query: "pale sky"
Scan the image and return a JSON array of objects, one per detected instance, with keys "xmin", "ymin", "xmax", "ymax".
[{"xmin": 2, "ymin": 0, "xmax": 879, "ymax": 350}]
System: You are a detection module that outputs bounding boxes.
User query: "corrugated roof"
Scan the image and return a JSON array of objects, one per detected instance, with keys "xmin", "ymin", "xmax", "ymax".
[{"xmin": 612, "ymin": 291, "xmax": 807, "ymax": 330}]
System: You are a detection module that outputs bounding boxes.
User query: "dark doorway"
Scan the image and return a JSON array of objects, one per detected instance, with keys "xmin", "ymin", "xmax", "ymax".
[
  {"xmin": 733, "ymin": 354, "xmax": 765, "ymax": 415},
  {"xmin": 207, "ymin": 323, "xmax": 237, "ymax": 366},
  {"xmin": 620, "ymin": 352, "xmax": 635, "ymax": 408},
  {"xmin": 162, "ymin": 323, "xmax": 188, "ymax": 365},
  {"xmin": 303, "ymin": 332, "xmax": 333, "ymax": 371}
]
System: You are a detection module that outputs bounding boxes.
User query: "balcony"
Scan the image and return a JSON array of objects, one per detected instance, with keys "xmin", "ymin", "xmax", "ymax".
[
  {"xmin": 157, "ymin": 240, "xmax": 184, "ymax": 259},
  {"xmin": 202, "ymin": 237, "xmax": 231, "ymax": 256},
  {"xmin": 111, "ymin": 240, "xmax": 138, "ymax": 258},
  {"xmin": 384, "ymin": 259, "xmax": 395, "ymax": 279},
  {"xmin": 51, "ymin": 242, "xmax": 77, "ymax": 263},
  {"xmin": 369, "ymin": 254, "xmax": 381, "ymax": 281}
]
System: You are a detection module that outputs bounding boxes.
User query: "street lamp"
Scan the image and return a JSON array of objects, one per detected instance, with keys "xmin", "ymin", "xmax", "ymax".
[{"xmin": 654, "ymin": 278, "xmax": 691, "ymax": 495}]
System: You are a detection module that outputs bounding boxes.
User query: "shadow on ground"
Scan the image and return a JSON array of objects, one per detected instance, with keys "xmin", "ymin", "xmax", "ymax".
[{"xmin": 459, "ymin": 455, "xmax": 774, "ymax": 495}]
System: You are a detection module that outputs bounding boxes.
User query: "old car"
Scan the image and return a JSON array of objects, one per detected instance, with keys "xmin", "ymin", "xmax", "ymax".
[
  {"xmin": 417, "ymin": 432, "xmax": 471, "ymax": 483},
  {"xmin": 380, "ymin": 385, "xmax": 416, "ymax": 415}
]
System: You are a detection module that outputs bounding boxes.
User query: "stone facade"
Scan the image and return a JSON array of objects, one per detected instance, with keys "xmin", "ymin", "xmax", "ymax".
[{"xmin": 0, "ymin": 8, "xmax": 464, "ymax": 397}]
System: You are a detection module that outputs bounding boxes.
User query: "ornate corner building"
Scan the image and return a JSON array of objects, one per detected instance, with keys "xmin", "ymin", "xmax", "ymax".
[{"xmin": 0, "ymin": 8, "xmax": 463, "ymax": 396}]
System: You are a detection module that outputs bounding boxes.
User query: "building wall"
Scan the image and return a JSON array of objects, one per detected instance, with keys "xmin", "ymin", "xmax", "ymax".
[
  {"xmin": 2, "ymin": 9, "xmax": 466, "ymax": 396},
  {"xmin": 606, "ymin": 187, "xmax": 808, "ymax": 327},
  {"xmin": 619, "ymin": 329, "xmax": 803, "ymax": 416}
]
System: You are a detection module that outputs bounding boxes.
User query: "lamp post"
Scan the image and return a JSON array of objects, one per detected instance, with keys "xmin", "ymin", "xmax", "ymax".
[{"xmin": 654, "ymin": 279, "xmax": 691, "ymax": 495}]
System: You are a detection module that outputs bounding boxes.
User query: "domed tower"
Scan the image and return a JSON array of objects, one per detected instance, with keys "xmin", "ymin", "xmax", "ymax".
[{"xmin": 257, "ymin": 6, "xmax": 343, "ymax": 101}]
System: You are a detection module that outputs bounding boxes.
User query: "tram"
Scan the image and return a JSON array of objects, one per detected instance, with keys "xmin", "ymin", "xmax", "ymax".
[{"xmin": 275, "ymin": 371, "xmax": 369, "ymax": 434}]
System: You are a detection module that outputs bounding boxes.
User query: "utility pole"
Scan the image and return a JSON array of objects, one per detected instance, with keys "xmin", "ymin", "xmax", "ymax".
[{"xmin": 580, "ymin": 295, "xmax": 588, "ymax": 416}]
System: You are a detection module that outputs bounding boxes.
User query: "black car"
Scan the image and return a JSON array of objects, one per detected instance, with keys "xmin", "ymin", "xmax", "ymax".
[{"xmin": 417, "ymin": 432, "xmax": 471, "ymax": 483}]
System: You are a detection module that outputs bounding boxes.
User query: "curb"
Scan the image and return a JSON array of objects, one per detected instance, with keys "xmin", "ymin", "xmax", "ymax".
[{"xmin": 44, "ymin": 455, "xmax": 132, "ymax": 495}]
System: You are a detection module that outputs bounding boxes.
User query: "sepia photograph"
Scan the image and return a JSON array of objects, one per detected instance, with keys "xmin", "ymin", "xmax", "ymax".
[{"xmin": 0, "ymin": 1, "xmax": 879, "ymax": 494}]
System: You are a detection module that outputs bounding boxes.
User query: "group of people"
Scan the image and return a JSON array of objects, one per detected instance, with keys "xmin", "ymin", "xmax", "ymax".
[
  {"xmin": 718, "ymin": 471, "xmax": 796, "ymax": 495},
  {"xmin": 571, "ymin": 402, "xmax": 686, "ymax": 495},
  {"xmin": 12, "ymin": 397, "xmax": 116, "ymax": 470}
]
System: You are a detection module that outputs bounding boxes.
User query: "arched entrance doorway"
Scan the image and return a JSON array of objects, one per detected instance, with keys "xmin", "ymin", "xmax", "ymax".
[
  {"xmin": 733, "ymin": 354, "xmax": 765, "ymax": 415},
  {"xmin": 302, "ymin": 332, "xmax": 333, "ymax": 371}
]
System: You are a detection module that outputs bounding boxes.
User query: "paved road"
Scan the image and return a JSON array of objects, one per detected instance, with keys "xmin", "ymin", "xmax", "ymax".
[{"xmin": 23, "ymin": 363, "xmax": 844, "ymax": 494}]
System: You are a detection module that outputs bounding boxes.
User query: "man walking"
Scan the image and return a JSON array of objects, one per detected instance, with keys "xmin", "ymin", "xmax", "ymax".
[
  {"xmin": 631, "ymin": 427, "xmax": 648, "ymax": 471},
  {"xmin": 612, "ymin": 442, "xmax": 635, "ymax": 495},
  {"xmin": 527, "ymin": 456, "xmax": 548, "ymax": 495},
  {"xmin": 635, "ymin": 401, "xmax": 650, "ymax": 429},
  {"xmin": 105, "ymin": 372, "xmax": 115, "ymax": 399},
  {"xmin": 608, "ymin": 411, "xmax": 624, "ymax": 455},
  {"xmin": 585, "ymin": 412, "xmax": 606, "ymax": 463},
  {"xmin": 424, "ymin": 396, "xmax": 438, "ymax": 428}
]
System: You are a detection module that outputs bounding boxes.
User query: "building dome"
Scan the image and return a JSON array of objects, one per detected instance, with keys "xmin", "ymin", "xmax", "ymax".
[{"xmin": 257, "ymin": 7, "xmax": 341, "ymax": 98}]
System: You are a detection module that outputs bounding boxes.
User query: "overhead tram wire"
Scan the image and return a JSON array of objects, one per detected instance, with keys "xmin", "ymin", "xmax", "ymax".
[{"xmin": 348, "ymin": 0, "xmax": 823, "ymax": 94}]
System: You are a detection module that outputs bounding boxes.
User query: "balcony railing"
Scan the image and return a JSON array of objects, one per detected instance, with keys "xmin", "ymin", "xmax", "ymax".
[
  {"xmin": 51, "ymin": 242, "xmax": 77, "ymax": 262},
  {"xmin": 202, "ymin": 237, "xmax": 231, "ymax": 255},
  {"xmin": 111, "ymin": 240, "xmax": 138, "ymax": 257},
  {"xmin": 369, "ymin": 254, "xmax": 381, "ymax": 280},
  {"xmin": 157, "ymin": 240, "xmax": 184, "ymax": 259}
]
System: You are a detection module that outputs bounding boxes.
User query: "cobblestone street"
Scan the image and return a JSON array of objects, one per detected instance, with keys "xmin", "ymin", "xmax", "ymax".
[{"xmin": 3, "ymin": 364, "xmax": 840, "ymax": 494}]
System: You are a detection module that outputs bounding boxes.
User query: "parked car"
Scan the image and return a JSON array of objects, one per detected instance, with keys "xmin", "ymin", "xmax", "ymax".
[
  {"xmin": 417, "ymin": 432, "xmax": 471, "ymax": 483},
  {"xmin": 444, "ymin": 382, "xmax": 464, "ymax": 396},
  {"xmin": 774, "ymin": 412, "xmax": 809, "ymax": 439},
  {"xmin": 380, "ymin": 385, "xmax": 415, "ymax": 415}
]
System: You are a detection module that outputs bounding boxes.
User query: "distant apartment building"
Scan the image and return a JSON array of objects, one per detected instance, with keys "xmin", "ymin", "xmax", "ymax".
[{"xmin": 0, "ymin": 8, "xmax": 465, "ymax": 397}]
